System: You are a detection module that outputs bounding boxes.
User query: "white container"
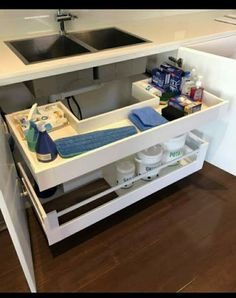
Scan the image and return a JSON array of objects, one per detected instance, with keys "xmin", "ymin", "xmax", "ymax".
[
  {"xmin": 162, "ymin": 134, "xmax": 187, "ymax": 165},
  {"xmin": 116, "ymin": 160, "xmax": 135, "ymax": 189},
  {"xmin": 135, "ymin": 145, "xmax": 163, "ymax": 181}
]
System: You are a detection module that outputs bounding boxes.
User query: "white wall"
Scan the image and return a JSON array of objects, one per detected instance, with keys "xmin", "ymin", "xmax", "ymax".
[{"xmin": 0, "ymin": 9, "xmax": 211, "ymax": 39}]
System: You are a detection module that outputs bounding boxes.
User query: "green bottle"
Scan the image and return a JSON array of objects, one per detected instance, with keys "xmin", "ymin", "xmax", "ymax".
[{"xmin": 26, "ymin": 121, "xmax": 39, "ymax": 152}]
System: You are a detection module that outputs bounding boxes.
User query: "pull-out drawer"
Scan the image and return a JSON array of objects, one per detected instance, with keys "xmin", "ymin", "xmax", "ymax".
[
  {"xmin": 18, "ymin": 131, "xmax": 209, "ymax": 246},
  {"xmin": 6, "ymin": 85, "xmax": 226, "ymax": 192}
]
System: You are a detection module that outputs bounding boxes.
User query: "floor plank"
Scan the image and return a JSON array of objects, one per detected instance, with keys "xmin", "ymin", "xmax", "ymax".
[{"xmin": 0, "ymin": 162, "xmax": 235, "ymax": 292}]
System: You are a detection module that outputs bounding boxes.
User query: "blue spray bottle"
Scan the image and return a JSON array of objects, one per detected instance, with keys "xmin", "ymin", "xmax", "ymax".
[{"xmin": 36, "ymin": 123, "xmax": 58, "ymax": 162}]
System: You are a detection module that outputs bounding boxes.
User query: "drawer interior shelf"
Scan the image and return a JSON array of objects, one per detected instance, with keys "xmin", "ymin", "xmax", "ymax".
[
  {"xmin": 17, "ymin": 131, "xmax": 209, "ymax": 245},
  {"xmin": 6, "ymin": 83, "xmax": 226, "ymax": 192}
]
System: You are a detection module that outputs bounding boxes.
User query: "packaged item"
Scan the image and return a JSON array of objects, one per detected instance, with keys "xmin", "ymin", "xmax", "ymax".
[
  {"xmin": 190, "ymin": 75, "xmax": 204, "ymax": 102},
  {"xmin": 168, "ymin": 95, "xmax": 202, "ymax": 115},
  {"xmin": 161, "ymin": 106, "xmax": 185, "ymax": 121},
  {"xmin": 151, "ymin": 68, "xmax": 171, "ymax": 90},
  {"xmin": 139, "ymin": 80, "xmax": 164, "ymax": 97},
  {"xmin": 169, "ymin": 72, "xmax": 182, "ymax": 94},
  {"xmin": 160, "ymin": 62, "xmax": 184, "ymax": 77},
  {"xmin": 159, "ymin": 91, "xmax": 177, "ymax": 105},
  {"xmin": 160, "ymin": 62, "xmax": 185, "ymax": 93}
]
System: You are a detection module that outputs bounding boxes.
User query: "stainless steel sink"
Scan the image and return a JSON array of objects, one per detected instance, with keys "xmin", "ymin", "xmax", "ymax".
[
  {"xmin": 71, "ymin": 27, "xmax": 149, "ymax": 51},
  {"xmin": 5, "ymin": 34, "xmax": 91, "ymax": 64},
  {"xmin": 5, "ymin": 27, "xmax": 149, "ymax": 65}
]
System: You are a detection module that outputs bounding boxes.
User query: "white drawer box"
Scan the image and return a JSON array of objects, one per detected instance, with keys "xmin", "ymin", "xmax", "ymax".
[
  {"xmin": 17, "ymin": 131, "xmax": 208, "ymax": 245},
  {"xmin": 6, "ymin": 86, "xmax": 226, "ymax": 192}
]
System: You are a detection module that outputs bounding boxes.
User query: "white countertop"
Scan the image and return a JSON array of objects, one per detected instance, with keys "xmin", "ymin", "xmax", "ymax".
[{"xmin": 0, "ymin": 10, "xmax": 236, "ymax": 87}]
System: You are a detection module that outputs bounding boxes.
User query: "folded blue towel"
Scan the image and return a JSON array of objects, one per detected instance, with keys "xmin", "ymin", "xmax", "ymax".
[
  {"xmin": 54, "ymin": 126, "xmax": 137, "ymax": 158},
  {"xmin": 128, "ymin": 107, "xmax": 168, "ymax": 131}
]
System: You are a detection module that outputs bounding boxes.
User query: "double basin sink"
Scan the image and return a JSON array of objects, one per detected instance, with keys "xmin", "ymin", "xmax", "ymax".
[{"xmin": 5, "ymin": 27, "xmax": 149, "ymax": 64}]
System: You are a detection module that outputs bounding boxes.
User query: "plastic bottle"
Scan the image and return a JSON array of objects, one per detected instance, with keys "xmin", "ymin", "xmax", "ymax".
[
  {"xmin": 35, "ymin": 123, "xmax": 58, "ymax": 162},
  {"xmin": 190, "ymin": 75, "xmax": 204, "ymax": 101},
  {"xmin": 26, "ymin": 121, "xmax": 39, "ymax": 152},
  {"xmin": 181, "ymin": 68, "xmax": 197, "ymax": 96}
]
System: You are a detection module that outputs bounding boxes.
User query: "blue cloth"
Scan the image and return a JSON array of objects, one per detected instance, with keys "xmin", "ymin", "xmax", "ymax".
[
  {"xmin": 128, "ymin": 107, "xmax": 168, "ymax": 131},
  {"xmin": 54, "ymin": 126, "xmax": 137, "ymax": 158}
]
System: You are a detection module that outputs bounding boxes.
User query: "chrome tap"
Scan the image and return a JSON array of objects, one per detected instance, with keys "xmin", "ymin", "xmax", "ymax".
[{"xmin": 56, "ymin": 9, "xmax": 78, "ymax": 35}]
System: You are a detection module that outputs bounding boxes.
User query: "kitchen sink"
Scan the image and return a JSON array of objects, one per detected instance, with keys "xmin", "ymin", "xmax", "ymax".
[
  {"xmin": 5, "ymin": 27, "xmax": 150, "ymax": 65},
  {"xmin": 71, "ymin": 27, "xmax": 149, "ymax": 51},
  {"xmin": 5, "ymin": 34, "xmax": 92, "ymax": 64}
]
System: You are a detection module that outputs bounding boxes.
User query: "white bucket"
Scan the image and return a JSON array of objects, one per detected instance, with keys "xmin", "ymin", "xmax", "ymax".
[
  {"xmin": 135, "ymin": 145, "xmax": 163, "ymax": 181},
  {"xmin": 116, "ymin": 160, "xmax": 135, "ymax": 189},
  {"xmin": 162, "ymin": 134, "xmax": 187, "ymax": 165}
]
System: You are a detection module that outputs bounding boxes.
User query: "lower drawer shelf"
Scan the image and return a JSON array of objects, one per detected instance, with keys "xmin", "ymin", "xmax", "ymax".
[{"xmin": 18, "ymin": 131, "xmax": 208, "ymax": 246}]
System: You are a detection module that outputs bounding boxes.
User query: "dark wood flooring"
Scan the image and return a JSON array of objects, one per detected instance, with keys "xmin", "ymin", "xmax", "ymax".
[{"xmin": 1, "ymin": 162, "xmax": 236, "ymax": 292}]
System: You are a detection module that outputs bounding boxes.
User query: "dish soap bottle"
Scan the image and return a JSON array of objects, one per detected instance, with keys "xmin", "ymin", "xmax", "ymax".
[
  {"xmin": 190, "ymin": 75, "xmax": 204, "ymax": 102},
  {"xmin": 26, "ymin": 121, "xmax": 39, "ymax": 152},
  {"xmin": 36, "ymin": 123, "xmax": 58, "ymax": 162}
]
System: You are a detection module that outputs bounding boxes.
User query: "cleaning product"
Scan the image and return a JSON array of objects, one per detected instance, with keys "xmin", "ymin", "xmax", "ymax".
[
  {"xmin": 135, "ymin": 145, "xmax": 163, "ymax": 181},
  {"xmin": 160, "ymin": 62, "xmax": 185, "ymax": 94},
  {"xmin": 116, "ymin": 160, "xmax": 135, "ymax": 189},
  {"xmin": 168, "ymin": 95, "xmax": 202, "ymax": 114},
  {"xmin": 26, "ymin": 121, "xmax": 39, "ymax": 152},
  {"xmin": 152, "ymin": 68, "xmax": 171, "ymax": 90},
  {"xmin": 36, "ymin": 123, "xmax": 58, "ymax": 162},
  {"xmin": 190, "ymin": 75, "xmax": 204, "ymax": 102},
  {"xmin": 159, "ymin": 91, "xmax": 176, "ymax": 105},
  {"xmin": 180, "ymin": 68, "xmax": 197, "ymax": 96}
]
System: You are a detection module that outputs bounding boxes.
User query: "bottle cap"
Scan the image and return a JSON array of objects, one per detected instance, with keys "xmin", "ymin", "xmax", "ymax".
[
  {"xmin": 184, "ymin": 71, "xmax": 191, "ymax": 78},
  {"xmin": 191, "ymin": 68, "xmax": 198, "ymax": 81},
  {"xmin": 37, "ymin": 122, "xmax": 46, "ymax": 132},
  {"xmin": 196, "ymin": 75, "xmax": 203, "ymax": 88}
]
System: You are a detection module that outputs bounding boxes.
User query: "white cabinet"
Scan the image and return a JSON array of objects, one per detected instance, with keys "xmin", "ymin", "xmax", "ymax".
[
  {"xmin": 0, "ymin": 45, "xmax": 230, "ymax": 292},
  {"xmin": 178, "ymin": 35, "xmax": 236, "ymax": 175}
]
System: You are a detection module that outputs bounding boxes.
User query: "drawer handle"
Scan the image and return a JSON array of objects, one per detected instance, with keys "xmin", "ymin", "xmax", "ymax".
[{"xmin": 17, "ymin": 163, "xmax": 47, "ymax": 227}]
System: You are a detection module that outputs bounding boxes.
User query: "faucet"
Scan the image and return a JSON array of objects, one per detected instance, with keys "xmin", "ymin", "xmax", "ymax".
[{"xmin": 56, "ymin": 9, "xmax": 78, "ymax": 35}]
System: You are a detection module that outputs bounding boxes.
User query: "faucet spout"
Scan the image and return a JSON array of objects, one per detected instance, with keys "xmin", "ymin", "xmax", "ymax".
[{"xmin": 56, "ymin": 9, "xmax": 78, "ymax": 35}]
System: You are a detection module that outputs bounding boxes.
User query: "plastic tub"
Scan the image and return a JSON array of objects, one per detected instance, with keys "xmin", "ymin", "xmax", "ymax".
[
  {"xmin": 162, "ymin": 133, "xmax": 187, "ymax": 165},
  {"xmin": 116, "ymin": 160, "xmax": 135, "ymax": 189},
  {"xmin": 135, "ymin": 145, "xmax": 163, "ymax": 181}
]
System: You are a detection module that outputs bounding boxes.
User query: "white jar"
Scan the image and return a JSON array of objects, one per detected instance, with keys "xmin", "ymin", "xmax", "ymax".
[
  {"xmin": 135, "ymin": 145, "xmax": 163, "ymax": 181},
  {"xmin": 162, "ymin": 134, "xmax": 187, "ymax": 165},
  {"xmin": 116, "ymin": 160, "xmax": 135, "ymax": 189}
]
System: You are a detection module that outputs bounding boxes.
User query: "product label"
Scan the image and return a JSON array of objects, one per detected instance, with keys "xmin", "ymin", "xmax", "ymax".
[
  {"xmin": 37, "ymin": 153, "xmax": 52, "ymax": 161},
  {"xmin": 169, "ymin": 150, "xmax": 182, "ymax": 158},
  {"xmin": 145, "ymin": 162, "xmax": 161, "ymax": 172},
  {"xmin": 122, "ymin": 175, "xmax": 135, "ymax": 183}
]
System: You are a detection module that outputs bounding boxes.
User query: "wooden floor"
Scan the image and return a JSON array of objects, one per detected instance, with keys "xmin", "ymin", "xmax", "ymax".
[{"xmin": 1, "ymin": 162, "xmax": 236, "ymax": 292}]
